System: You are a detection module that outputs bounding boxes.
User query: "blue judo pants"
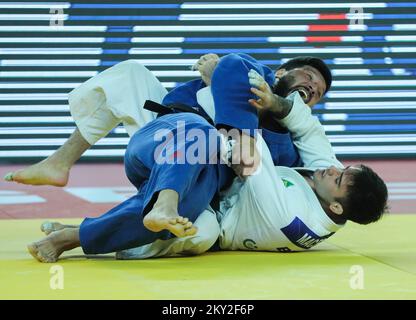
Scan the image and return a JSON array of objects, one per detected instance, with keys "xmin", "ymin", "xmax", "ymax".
[{"xmin": 79, "ymin": 113, "xmax": 233, "ymax": 254}]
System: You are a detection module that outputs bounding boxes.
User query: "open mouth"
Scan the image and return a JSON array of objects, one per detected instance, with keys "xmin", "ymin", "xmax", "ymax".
[{"xmin": 290, "ymin": 86, "xmax": 311, "ymax": 104}]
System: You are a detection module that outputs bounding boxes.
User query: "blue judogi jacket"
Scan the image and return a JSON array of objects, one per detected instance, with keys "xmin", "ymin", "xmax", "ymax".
[{"xmin": 162, "ymin": 53, "xmax": 302, "ymax": 167}]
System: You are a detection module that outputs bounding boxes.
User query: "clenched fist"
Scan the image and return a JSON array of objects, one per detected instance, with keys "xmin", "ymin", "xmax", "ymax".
[{"xmin": 192, "ymin": 53, "xmax": 220, "ymax": 86}]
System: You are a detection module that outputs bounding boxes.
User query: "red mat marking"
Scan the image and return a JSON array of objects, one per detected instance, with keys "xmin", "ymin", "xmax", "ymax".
[
  {"xmin": 0, "ymin": 160, "xmax": 414, "ymax": 219},
  {"xmin": 0, "ymin": 164, "xmax": 130, "ymax": 219}
]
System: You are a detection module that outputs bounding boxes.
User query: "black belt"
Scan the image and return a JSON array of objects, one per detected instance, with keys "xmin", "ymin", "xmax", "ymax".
[{"xmin": 143, "ymin": 100, "xmax": 214, "ymax": 125}]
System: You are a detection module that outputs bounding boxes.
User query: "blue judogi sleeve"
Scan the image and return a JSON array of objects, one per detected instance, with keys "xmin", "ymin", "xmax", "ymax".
[
  {"xmin": 211, "ymin": 53, "xmax": 301, "ymax": 166},
  {"xmin": 162, "ymin": 79, "xmax": 206, "ymax": 109},
  {"xmin": 211, "ymin": 53, "xmax": 275, "ymax": 135}
]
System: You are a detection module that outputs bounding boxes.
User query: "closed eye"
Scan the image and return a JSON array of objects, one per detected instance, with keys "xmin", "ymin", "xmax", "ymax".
[{"xmin": 337, "ymin": 167, "xmax": 349, "ymax": 188}]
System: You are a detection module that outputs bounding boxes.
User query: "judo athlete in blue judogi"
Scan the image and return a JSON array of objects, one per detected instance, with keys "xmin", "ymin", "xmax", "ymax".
[
  {"xmin": 26, "ymin": 53, "xmax": 333, "ymax": 262},
  {"xmin": 79, "ymin": 113, "xmax": 236, "ymax": 254}
]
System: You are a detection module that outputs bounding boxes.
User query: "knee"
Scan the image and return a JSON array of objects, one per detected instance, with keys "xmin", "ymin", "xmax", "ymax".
[
  {"xmin": 185, "ymin": 237, "xmax": 216, "ymax": 255},
  {"xmin": 185, "ymin": 229, "xmax": 218, "ymax": 255},
  {"xmin": 183, "ymin": 211, "xmax": 220, "ymax": 255}
]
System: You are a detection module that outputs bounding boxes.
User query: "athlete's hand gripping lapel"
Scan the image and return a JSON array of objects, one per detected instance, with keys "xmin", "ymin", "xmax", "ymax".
[{"xmin": 248, "ymin": 69, "xmax": 293, "ymax": 120}]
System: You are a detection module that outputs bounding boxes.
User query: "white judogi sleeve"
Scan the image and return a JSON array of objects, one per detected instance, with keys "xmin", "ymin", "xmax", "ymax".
[
  {"xmin": 280, "ymin": 92, "xmax": 344, "ymax": 170},
  {"xmin": 218, "ymin": 92, "xmax": 344, "ymax": 252},
  {"xmin": 68, "ymin": 60, "xmax": 167, "ymax": 144}
]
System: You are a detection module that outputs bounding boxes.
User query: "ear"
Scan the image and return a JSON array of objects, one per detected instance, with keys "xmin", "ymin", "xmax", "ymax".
[
  {"xmin": 275, "ymin": 68, "xmax": 286, "ymax": 79},
  {"xmin": 329, "ymin": 201, "xmax": 343, "ymax": 215}
]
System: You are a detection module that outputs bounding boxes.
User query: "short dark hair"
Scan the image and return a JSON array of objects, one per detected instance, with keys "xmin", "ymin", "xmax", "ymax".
[
  {"xmin": 337, "ymin": 165, "xmax": 389, "ymax": 225},
  {"xmin": 278, "ymin": 56, "xmax": 332, "ymax": 93}
]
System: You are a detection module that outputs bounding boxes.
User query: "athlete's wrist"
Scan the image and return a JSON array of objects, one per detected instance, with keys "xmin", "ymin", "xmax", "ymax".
[{"xmin": 270, "ymin": 95, "xmax": 294, "ymax": 120}]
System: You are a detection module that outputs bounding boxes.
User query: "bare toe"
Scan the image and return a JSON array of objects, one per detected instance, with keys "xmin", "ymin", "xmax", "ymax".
[
  {"xmin": 4, "ymin": 172, "xmax": 13, "ymax": 181},
  {"xmin": 26, "ymin": 230, "xmax": 75, "ymax": 263},
  {"xmin": 40, "ymin": 221, "xmax": 79, "ymax": 235},
  {"xmin": 184, "ymin": 226, "xmax": 198, "ymax": 236},
  {"xmin": 168, "ymin": 218, "xmax": 177, "ymax": 225},
  {"xmin": 184, "ymin": 221, "xmax": 193, "ymax": 229},
  {"xmin": 40, "ymin": 221, "xmax": 54, "ymax": 235},
  {"xmin": 27, "ymin": 243, "xmax": 42, "ymax": 262},
  {"xmin": 176, "ymin": 217, "xmax": 189, "ymax": 224}
]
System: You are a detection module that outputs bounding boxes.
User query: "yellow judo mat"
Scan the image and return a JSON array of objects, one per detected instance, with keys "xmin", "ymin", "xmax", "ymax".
[{"xmin": 1, "ymin": 214, "xmax": 415, "ymax": 300}]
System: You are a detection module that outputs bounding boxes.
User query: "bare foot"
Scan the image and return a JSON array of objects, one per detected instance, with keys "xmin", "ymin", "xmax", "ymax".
[
  {"xmin": 4, "ymin": 158, "xmax": 69, "ymax": 187},
  {"xmin": 143, "ymin": 208, "xmax": 198, "ymax": 238},
  {"xmin": 27, "ymin": 241, "xmax": 60, "ymax": 263},
  {"xmin": 27, "ymin": 228, "xmax": 80, "ymax": 263},
  {"xmin": 41, "ymin": 221, "xmax": 79, "ymax": 235}
]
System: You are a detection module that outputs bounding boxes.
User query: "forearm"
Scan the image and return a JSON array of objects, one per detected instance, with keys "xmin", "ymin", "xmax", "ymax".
[
  {"xmin": 269, "ymin": 94, "xmax": 294, "ymax": 120},
  {"xmin": 248, "ymin": 70, "xmax": 340, "ymax": 168}
]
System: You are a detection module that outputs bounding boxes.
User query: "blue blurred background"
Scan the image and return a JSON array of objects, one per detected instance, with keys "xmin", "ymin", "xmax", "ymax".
[{"xmin": 0, "ymin": 0, "xmax": 415, "ymax": 161}]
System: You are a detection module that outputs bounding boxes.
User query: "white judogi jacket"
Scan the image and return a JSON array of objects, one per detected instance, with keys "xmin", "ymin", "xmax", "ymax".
[{"xmin": 217, "ymin": 92, "xmax": 345, "ymax": 252}]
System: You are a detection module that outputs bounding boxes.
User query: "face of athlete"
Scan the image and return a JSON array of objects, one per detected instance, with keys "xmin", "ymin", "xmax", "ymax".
[
  {"xmin": 312, "ymin": 165, "xmax": 362, "ymax": 216},
  {"xmin": 273, "ymin": 66, "xmax": 327, "ymax": 107}
]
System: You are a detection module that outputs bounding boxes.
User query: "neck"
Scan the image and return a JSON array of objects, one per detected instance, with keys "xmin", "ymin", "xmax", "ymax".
[
  {"xmin": 302, "ymin": 175, "xmax": 346, "ymax": 225},
  {"xmin": 322, "ymin": 205, "xmax": 347, "ymax": 224}
]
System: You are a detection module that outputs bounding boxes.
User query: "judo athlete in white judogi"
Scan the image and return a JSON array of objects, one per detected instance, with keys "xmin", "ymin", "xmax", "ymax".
[{"xmin": 27, "ymin": 65, "xmax": 388, "ymax": 262}]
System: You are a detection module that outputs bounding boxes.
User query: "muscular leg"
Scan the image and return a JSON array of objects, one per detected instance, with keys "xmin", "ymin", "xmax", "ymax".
[
  {"xmin": 4, "ymin": 128, "xmax": 90, "ymax": 187},
  {"xmin": 40, "ymin": 191, "xmax": 197, "ymax": 238},
  {"xmin": 39, "ymin": 189, "xmax": 199, "ymax": 262},
  {"xmin": 125, "ymin": 113, "xmax": 225, "ymax": 238},
  {"xmin": 40, "ymin": 209, "xmax": 214, "ymax": 259},
  {"xmin": 5, "ymin": 60, "xmax": 167, "ymax": 187}
]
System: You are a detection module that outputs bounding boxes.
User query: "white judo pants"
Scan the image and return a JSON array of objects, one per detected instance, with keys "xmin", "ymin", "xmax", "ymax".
[{"xmin": 68, "ymin": 60, "xmax": 220, "ymax": 259}]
